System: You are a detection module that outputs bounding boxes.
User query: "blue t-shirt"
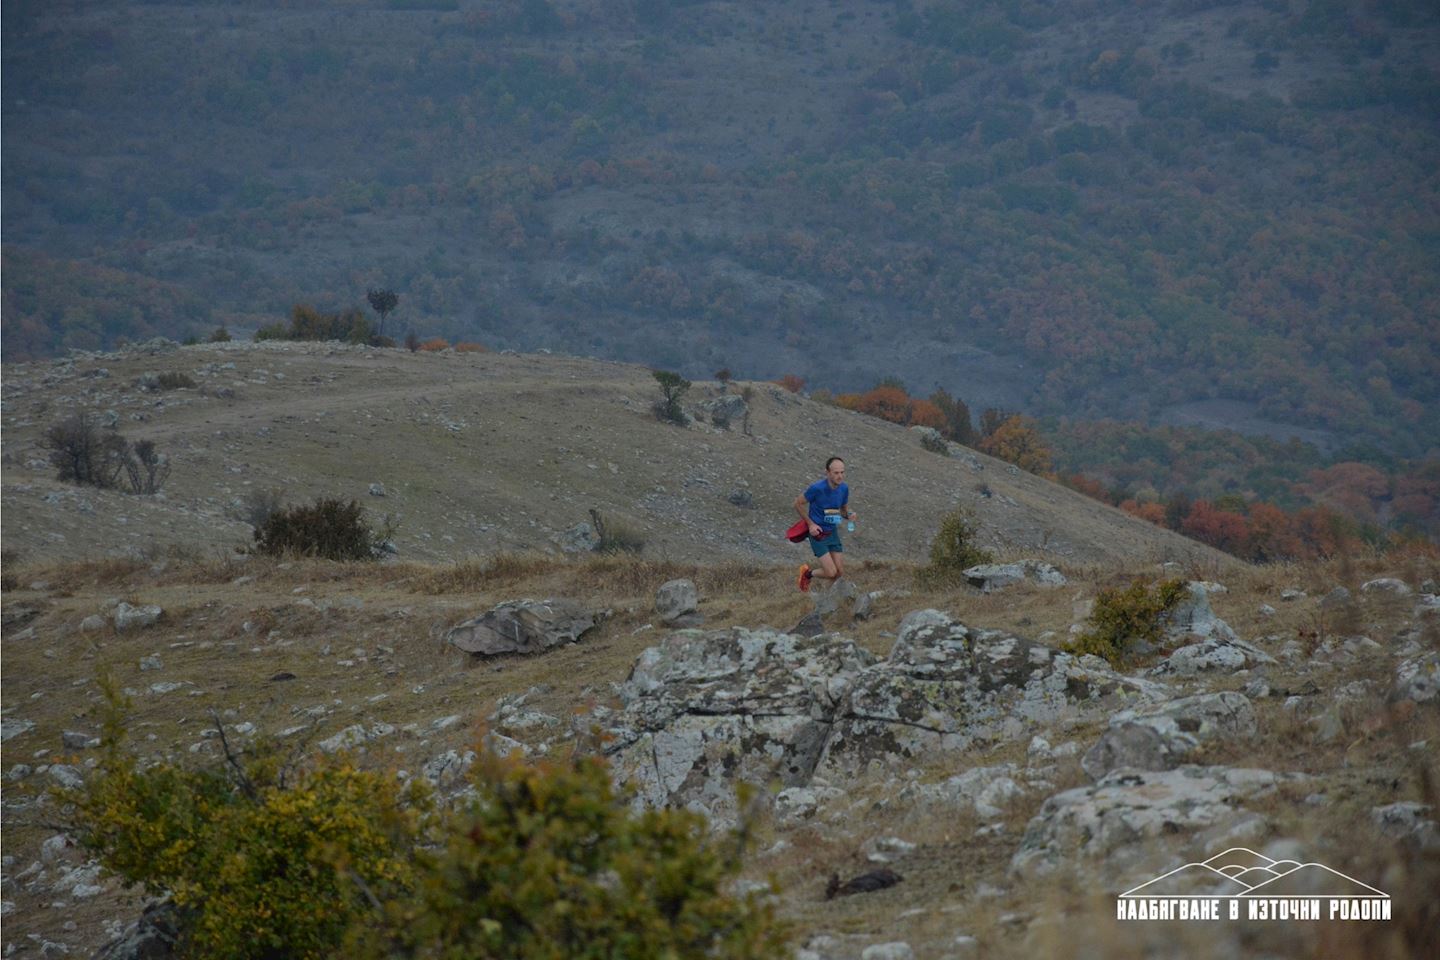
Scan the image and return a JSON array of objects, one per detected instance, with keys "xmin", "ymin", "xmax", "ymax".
[{"xmin": 804, "ymin": 478, "xmax": 849, "ymax": 530}]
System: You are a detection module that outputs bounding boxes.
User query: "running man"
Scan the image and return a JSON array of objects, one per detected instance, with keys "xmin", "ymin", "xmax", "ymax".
[{"xmin": 795, "ymin": 456, "xmax": 857, "ymax": 592}]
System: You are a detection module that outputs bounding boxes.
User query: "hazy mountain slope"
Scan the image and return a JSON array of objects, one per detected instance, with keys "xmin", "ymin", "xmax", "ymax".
[
  {"xmin": 3, "ymin": 0, "xmax": 1438, "ymax": 459},
  {"xmin": 0, "ymin": 341, "xmax": 1236, "ymax": 569}
]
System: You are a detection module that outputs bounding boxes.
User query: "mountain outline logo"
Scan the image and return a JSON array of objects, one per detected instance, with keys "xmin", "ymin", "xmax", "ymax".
[{"xmin": 1116, "ymin": 847, "xmax": 1392, "ymax": 922}]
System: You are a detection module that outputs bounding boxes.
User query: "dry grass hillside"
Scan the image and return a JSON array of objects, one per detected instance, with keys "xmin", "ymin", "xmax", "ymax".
[{"xmin": 0, "ymin": 340, "xmax": 1235, "ymax": 571}]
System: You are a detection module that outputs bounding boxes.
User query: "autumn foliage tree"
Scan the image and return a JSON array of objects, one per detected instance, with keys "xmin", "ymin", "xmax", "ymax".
[{"xmin": 977, "ymin": 414, "xmax": 1055, "ymax": 477}]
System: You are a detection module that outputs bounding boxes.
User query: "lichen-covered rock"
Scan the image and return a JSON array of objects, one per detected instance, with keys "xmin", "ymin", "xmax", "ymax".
[
  {"xmin": 1082, "ymin": 693, "xmax": 1257, "ymax": 779},
  {"xmin": 445, "ymin": 598, "xmax": 597, "ymax": 656},
  {"xmin": 1148, "ymin": 635, "xmax": 1277, "ymax": 676},
  {"xmin": 1011, "ymin": 766, "xmax": 1300, "ymax": 880},
  {"xmin": 1361, "ymin": 577, "xmax": 1411, "ymax": 596},
  {"xmin": 1395, "ymin": 652, "xmax": 1439, "ymax": 703},
  {"xmin": 655, "ymin": 578, "xmax": 700, "ymax": 626},
  {"xmin": 813, "ymin": 611, "xmax": 1170, "ymax": 780},
  {"xmin": 605, "ymin": 628, "xmax": 877, "ymax": 825},
  {"xmin": 113, "ymin": 602, "xmax": 163, "ymax": 631},
  {"xmin": 1160, "ymin": 583, "xmax": 1238, "ymax": 643},
  {"xmin": 962, "ymin": 560, "xmax": 1067, "ymax": 593}
]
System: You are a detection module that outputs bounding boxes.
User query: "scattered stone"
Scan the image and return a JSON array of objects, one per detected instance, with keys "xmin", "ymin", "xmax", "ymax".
[
  {"xmin": 826, "ymin": 868, "xmax": 903, "ymax": 899},
  {"xmin": 317, "ymin": 723, "xmax": 395, "ymax": 754},
  {"xmin": 860, "ymin": 943, "xmax": 914, "ymax": 960},
  {"xmin": 1370, "ymin": 803, "xmax": 1439, "ymax": 848},
  {"xmin": 1318, "ymin": 587, "xmax": 1352, "ymax": 610},
  {"xmin": 853, "ymin": 591, "xmax": 880, "ymax": 621},
  {"xmin": 445, "ymin": 599, "xmax": 597, "ymax": 656},
  {"xmin": 727, "ymin": 489, "xmax": 754, "ymax": 509},
  {"xmin": 814, "ymin": 578, "xmax": 860, "ymax": 618},
  {"xmin": 1258, "ymin": 604, "xmax": 1276, "ymax": 617},
  {"xmin": 1149, "ymin": 634, "xmax": 1277, "ymax": 676},
  {"xmin": 368, "ymin": 482, "xmax": 386, "ymax": 497},
  {"xmin": 1280, "ymin": 588, "xmax": 1306, "ymax": 601},
  {"xmin": 788, "ymin": 611, "xmax": 826, "ymax": 637},
  {"xmin": 655, "ymin": 579, "xmax": 701, "ymax": 627},
  {"xmin": 1395, "ymin": 652, "xmax": 1439, "ymax": 703},
  {"xmin": 421, "ymin": 749, "xmax": 476, "ymax": 788},
  {"xmin": 1361, "ymin": 577, "xmax": 1410, "ymax": 596},
  {"xmin": 139, "ymin": 655, "xmax": 163, "ymax": 672},
  {"xmin": 80, "ymin": 614, "xmax": 107, "ymax": 632},
  {"xmin": 61, "ymin": 731, "xmax": 97, "ymax": 750},
  {"xmin": 773, "ymin": 785, "xmax": 844, "ymax": 826},
  {"xmin": 1, "ymin": 719, "xmax": 36, "ymax": 742},
  {"xmin": 556, "ymin": 522, "xmax": 597, "ymax": 553},
  {"xmin": 1081, "ymin": 724, "xmax": 1177, "ymax": 780},
  {"xmin": 696, "ymin": 394, "xmax": 747, "ymax": 428},
  {"xmin": 92, "ymin": 900, "xmax": 181, "ymax": 960},
  {"xmin": 113, "ymin": 603, "xmax": 163, "ymax": 631},
  {"xmin": 48, "ymin": 765, "xmax": 85, "ymax": 790}
]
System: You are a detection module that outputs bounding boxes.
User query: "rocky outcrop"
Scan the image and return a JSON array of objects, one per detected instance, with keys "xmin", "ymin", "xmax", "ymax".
[
  {"xmin": 1011, "ymin": 766, "xmax": 1302, "ymax": 880},
  {"xmin": 813, "ymin": 611, "xmax": 1169, "ymax": 780},
  {"xmin": 445, "ymin": 599, "xmax": 597, "ymax": 656},
  {"xmin": 605, "ymin": 628, "xmax": 876, "ymax": 825},
  {"xmin": 601, "ymin": 611, "xmax": 1172, "ymax": 823}
]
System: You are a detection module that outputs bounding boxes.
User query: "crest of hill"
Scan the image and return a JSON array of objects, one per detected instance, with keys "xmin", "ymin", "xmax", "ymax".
[{"xmin": 0, "ymin": 341, "xmax": 1238, "ymax": 569}]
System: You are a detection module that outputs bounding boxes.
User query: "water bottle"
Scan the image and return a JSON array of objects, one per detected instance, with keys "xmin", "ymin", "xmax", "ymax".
[{"xmin": 846, "ymin": 520, "xmax": 855, "ymax": 533}]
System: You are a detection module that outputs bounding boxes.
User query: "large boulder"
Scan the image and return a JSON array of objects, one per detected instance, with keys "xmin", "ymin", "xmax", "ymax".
[
  {"xmin": 962, "ymin": 561, "xmax": 1067, "ymax": 593},
  {"xmin": 113, "ymin": 602, "xmax": 164, "ymax": 631},
  {"xmin": 1148, "ymin": 635, "xmax": 1277, "ymax": 676},
  {"xmin": 446, "ymin": 599, "xmax": 598, "ymax": 656},
  {"xmin": 604, "ymin": 628, "xmax": 878, "ymax": 825},
  {"xmin": 1395, "ymin": 652, "xmax": 1439, "ymax": 703},
  {"xmin": 655, "ymin": 579, "xmax": 701, "ymax": 626},
  {"xmin": 1011, "ymin": 766, "xmax": 1301, "ymax": 881},
  {"xmin": 1082, "ymin": 692, "xmax": 1257, "ymax": 779},
  {"xmin": 1160, "ymin": 583, "xmax": 1238, "ymax": 643}
]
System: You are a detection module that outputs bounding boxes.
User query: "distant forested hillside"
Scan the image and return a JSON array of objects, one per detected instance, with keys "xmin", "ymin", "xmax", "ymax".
[{"xmin": 4, "ymin": 0, "xmax": 1437, "ymax": 521}]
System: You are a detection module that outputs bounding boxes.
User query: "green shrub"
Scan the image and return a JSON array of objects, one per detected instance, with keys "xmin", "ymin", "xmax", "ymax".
[
  {"xmin": 71, "ymin": 682, "xmax": 786, "ymax": 960},
  {"xmin": 918, "ymin": 507, "xmax": 993, "ymax": 585},
  {"xmin": 652, "ymin": 369, "xmax": 691, "ymax": 425},
  {"xmin": 208, "ymin": 325, "xmax": 232, "ymax": 343},
  {"xmin": 347, "ymin": 752, "xmax": 788, "ymax": 960},
  {"xmin": 253, "ymin": 497, "xmax": 393, "ymax": 561},
  {"xmin": 68, "ymin": 678, "xmax": 430, "ymax": 960},
  {"xmin": 1063, "ymin": 576, "xmax": 1187, "ymax": 666}
]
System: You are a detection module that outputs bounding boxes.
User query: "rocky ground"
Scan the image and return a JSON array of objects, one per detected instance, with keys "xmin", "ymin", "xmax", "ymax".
[{"xmin": 1, "ymin": 545, "xmax": 1436, "ymax": 959}]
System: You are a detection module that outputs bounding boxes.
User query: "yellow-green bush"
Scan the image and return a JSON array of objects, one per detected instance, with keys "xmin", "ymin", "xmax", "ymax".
[
  {"xmin": 1064, "ymin": 576, "xmax": 1187, "ymax": 666},
  {"xmin": 348, "ymin": 751, "xmax": 788, "ymax": 960},
  {"xmin": 70, "ymin": 680, "xmax": 787, "ymax": 960},
  {"xmin": 69, "ymin": 678, "xmax": 430, "ymax": 960}
]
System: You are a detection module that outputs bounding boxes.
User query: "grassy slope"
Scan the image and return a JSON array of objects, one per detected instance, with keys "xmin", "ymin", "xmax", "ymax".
[{"xmin": 0, "ymin": 341, "xmax": 1237, "ymax": 569}]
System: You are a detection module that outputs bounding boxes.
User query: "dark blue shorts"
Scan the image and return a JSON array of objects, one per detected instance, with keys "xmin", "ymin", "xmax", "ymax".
[{"xmin": 808, "ymin": 527, "xmax": 844, "ymax": 558}]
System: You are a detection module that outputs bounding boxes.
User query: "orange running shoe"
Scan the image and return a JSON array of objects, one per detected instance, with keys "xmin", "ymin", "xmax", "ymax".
[{"xmin": 797, "ymin": 563, "xmax": 813, "ymax": 592}]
